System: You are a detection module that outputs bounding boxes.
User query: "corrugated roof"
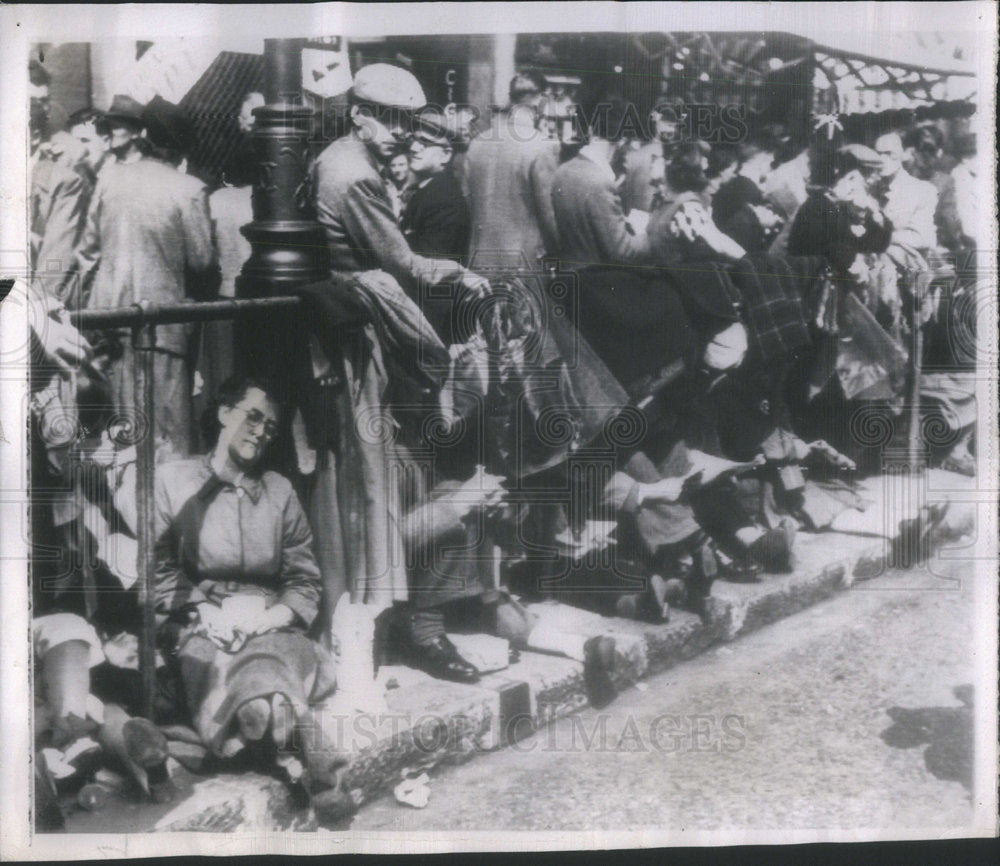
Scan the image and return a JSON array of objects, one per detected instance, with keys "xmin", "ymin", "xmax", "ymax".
[{"xmin": 179, "ymin": 51, "xmax": 264, "ymax": 186}]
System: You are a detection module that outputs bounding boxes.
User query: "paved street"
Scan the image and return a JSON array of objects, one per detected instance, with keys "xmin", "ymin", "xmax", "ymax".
[{"xmin": 349, "ymin": 559, "xmax": 978, "ymax": 833}]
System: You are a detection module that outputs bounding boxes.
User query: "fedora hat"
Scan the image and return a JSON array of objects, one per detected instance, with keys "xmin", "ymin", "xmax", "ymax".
[{"xmin": 100, "ymin": 94, "xmax": 145, "ymax": 128}]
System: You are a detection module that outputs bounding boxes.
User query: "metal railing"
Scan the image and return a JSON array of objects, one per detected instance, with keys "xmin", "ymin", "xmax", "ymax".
[{"xmin": 70, "ymin": 296, "xmax": 304, "ymax": 720}]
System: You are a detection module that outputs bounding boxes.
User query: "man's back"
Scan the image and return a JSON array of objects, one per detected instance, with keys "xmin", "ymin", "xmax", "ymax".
[
  {"xmin": 312, "ymin": 133, "xmax": 389, "ymax": 275},
  {"xmin": 464, "ymin": 113, "xmax": 559, "ymax": 272},
  {"xmin": 552, "ymin": 153, "xmax": 649, "ymax": 269},
  {"xmin": 80, "ymin": 158, "xmax": 214, "ymax": 352}
]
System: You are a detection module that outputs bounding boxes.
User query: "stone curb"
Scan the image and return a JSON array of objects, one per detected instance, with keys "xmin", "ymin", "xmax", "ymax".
[
  {"xmin": 332, "ymin": 528, "xmax": 928, "ymax": 812},
  {"xmin": 145, "ymin": 470, "xmax": 972, "ymax": 831}
]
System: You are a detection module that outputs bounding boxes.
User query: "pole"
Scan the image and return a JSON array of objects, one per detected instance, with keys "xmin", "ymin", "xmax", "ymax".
[
  {"xmin": 908, "ymin": 322, "xmax": 924, "ymax": 470},
  {"xmin": 132, "ymin": 317, "xmax": 158, "ymax": 722},
  {"xmin": 237, "ymin": 37, "xmax": 328, "ymax": 386}
]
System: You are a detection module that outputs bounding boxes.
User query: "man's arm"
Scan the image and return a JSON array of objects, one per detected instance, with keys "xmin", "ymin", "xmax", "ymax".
[
  {"xmin": 603, "ymin": 471, "xmax": 645, "ymax": 514},
  {"xmin": 530, "ymin": 145, "xmax": 561, "ymax": 258},
  {"xmin": 35, "ymin": 168, "xmax": 89, "ymax": 305},
  {"xmin": 73, "ymin": 175, "xmax": 104, "ymax": 307},
  {"xmin": 934, "ymin": 175, "xmax": 963, "ymax": 252},
  {"xmin": 342, "ymin": 174, "xmax": 466, "ymax": 290},
  {"xmin": 181, "ymin": 188, "xmax": 221, "ymax": 300},
  {"xmin": 588, "ymin": 176, "xmax": 650, "ymax": 265}
]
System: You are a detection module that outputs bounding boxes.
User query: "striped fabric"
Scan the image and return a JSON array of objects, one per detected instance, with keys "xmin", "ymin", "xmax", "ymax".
[{"xmin": 179, "ymin": 52, "xmax": 264, "ymax": 186}]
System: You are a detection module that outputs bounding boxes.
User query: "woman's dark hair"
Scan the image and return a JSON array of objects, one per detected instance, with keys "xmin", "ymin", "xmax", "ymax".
[
  {"xmin": 200, "ymin": 374, "xmax": 286, "ymax": 448},
  {"xmin": 707, "ymin": 142, "xmax": 738, "ymax": 179},
  {"xmin": 68, "ymin": 107, "xmax": 104, "ymax": 130},
  {"xmin": 387, "ymin": 144, "xmax": 410, "ymax": 162},
  {"xmin": 667, "ymin": 141, "xmax": 710, "ymax": 193}
]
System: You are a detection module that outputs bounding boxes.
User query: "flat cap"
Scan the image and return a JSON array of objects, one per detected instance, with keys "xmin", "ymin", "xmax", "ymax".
[
  {"xmin": 837, "ymin": 143, "xmax": 882, "ymax": 170},
  {"xmin": 352, "ymin": 63, "xmax": 426, "ymax": 111},
  {"xmin": 412, "ymin": 107, "xmax": 458, "ymax": 147}
]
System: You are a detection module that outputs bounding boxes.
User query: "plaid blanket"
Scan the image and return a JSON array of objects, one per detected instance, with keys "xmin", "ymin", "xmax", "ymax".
[{"xmin": 726, "ymin": 254, "xmax": 828, "ymax": 365}]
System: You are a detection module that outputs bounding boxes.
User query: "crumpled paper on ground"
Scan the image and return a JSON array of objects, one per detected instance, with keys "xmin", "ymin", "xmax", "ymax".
[{"xmin": 394, "ymin": 770, "xmax": 430, "ymax": 809}]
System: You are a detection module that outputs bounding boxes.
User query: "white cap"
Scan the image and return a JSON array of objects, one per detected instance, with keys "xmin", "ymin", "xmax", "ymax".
[{"xmin": 352, "ymin": 63, "xmax": 426, "ymax": 111}]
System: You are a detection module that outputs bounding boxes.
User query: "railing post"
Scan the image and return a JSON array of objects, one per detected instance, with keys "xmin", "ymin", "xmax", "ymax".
[{"xmin": 132, "ymin": 317, "xmax": 159, "ymax": 722}]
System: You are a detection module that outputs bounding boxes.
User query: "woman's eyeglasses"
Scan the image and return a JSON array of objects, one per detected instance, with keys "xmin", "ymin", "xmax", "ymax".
[{"xmin": 233, "ymin": 406, "xmax": 279, "ymax": 440}]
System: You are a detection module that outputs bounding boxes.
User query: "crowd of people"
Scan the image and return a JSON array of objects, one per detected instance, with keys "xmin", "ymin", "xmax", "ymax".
[{"xmin": 27, "ymin": 55, "xmax": 979, "ymax": 826}]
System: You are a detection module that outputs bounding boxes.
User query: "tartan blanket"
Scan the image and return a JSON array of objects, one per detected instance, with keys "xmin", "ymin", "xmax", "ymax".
[{"xmin": 726, "ymin": 254, "xmax": 828, "ymax": 365}]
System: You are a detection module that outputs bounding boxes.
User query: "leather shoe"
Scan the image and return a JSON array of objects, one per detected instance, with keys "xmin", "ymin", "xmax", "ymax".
[
  {"xmin": 409, "ymin": 635, "xmax": 481, "ymax": 684},
  {"xmin": 747, "ymin": 525, "xmax": 794, "ymax": 573}
]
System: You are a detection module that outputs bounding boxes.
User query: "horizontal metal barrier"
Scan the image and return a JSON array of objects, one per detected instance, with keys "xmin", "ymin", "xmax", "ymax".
[
  {"xmin": 71, "ymin": 295, "xmax": 305, "ymax": 719},
  {"xmin": 69, "ymin": 295, "xmax": 303, "ymax": 329}
]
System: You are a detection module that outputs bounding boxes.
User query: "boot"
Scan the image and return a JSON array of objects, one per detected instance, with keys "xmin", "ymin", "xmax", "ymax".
[{"xmin": 97, "ymin": 704, "xmax": 171, "ymax": 800}]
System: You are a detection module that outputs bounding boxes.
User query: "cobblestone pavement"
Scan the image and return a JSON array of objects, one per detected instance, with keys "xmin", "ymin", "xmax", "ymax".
[{"xmin": 349, "ymin": 559, "xmax": 979, "ymax": 834}]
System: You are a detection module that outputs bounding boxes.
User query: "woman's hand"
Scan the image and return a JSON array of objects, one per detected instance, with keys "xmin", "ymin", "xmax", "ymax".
[
  {"xmin": 626, "ymin": 208, "xmax": 651, "ymax": 237},
  {"xmin": 698, "ymin": 220, "xmax": 747, "ymax": 260},
  {"xmin": 457, "ymin": 467, "xmax": 507, "ymax": 513},
  {"xmin": 670, "ymin": 201, "xmax": 747, "ymax": 259},
  {"xmin": 750, "ymin": 203, "xmax": 783, "ymax": 232},
  {"xmin": 242, "ymin": 604, "xmax": 296, "ymax": 637},
  {"xmin": 195, "ymin": 603, "xmax": 237, "ymax": 645}
]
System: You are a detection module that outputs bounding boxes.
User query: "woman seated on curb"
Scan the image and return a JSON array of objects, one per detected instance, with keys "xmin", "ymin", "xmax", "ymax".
[{"xmin": 153, "ymin": 375, "xmax": 353, "ymax": 819}]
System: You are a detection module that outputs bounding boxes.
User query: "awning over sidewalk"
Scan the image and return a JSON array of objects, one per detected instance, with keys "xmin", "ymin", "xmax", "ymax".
[{"xmin": 809, "ymin": 32, "xmax": 976, "ymax": 115}]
